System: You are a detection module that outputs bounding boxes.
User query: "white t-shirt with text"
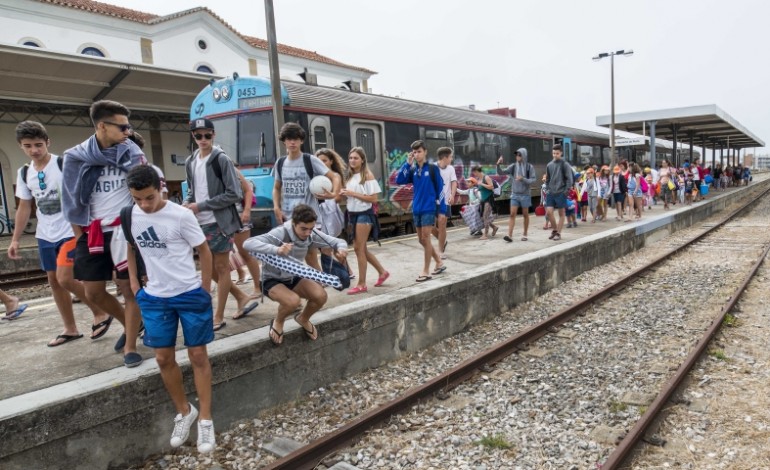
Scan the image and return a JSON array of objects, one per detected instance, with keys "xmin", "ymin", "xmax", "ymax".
[
  {"xmin": 272, "ymin": 154, "xmax": 329, "ymax": 217},
  {"xmin": 126, "ymin": 202, "xmax": 206, "ymax": 298},
  {"xmin": 89, "ymin": 165, "xmax": 133, "ymax": 230},
  {"xmin": 15, "ymin": 155, "xmax": 73, "ymax": 242}
]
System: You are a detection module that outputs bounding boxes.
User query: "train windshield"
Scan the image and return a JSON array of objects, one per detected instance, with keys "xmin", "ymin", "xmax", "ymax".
[{"xmin": 205, "ymin": 111, "xmax": 276, "ymax": 166}]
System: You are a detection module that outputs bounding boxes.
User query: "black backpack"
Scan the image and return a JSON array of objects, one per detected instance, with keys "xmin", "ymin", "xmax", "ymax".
[
  {"xmin": 120, "ymin": 205, "xmax": 146, "ymax": 285},
  {"xmin": 275, "ymin": 153, "xmax": 315, "ymax": 180},
  {"xmin": 21, "ymin": 155, "xmax": 63, "ymax": 187}
]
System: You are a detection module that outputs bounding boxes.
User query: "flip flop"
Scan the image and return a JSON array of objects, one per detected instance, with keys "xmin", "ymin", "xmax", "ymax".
[
  {"xmin": 91, "ymin": 315, "xmax": 114, "ymax": 340},
  {"xmin": 233, "ymin": 301, "xmax": 258, "ymax": 320},
  {"xmin": 213, "ymin": 321, "xmax": 227, "ymax": 331},
  {"xmin": 521, "ymin": 236, "xmax": 528, "ymax": 241},
  {"xmin": 292, "ymin": 313, "xmax": 319, "ymax": 341},
  {"xmin": 269, "ymin": 319, "xmax": 283, "ymax": 346},
  {"xmin": 415, "ymin": 275, "xmax": 432, "ymax": 283},
  {"xmin": 302, "ymin": 322, "xmax": 318, "ymax": 341},
  {"xmin": 48, "ymin": 333, "xmax": 84, "ymax": 347},
  {"xmin": 2, "ymin": 304, "xmax": 28, "ymax": 320},
  {"xmin": 431, "ymin": 266, "xmax": 447, "ymax": 275}
]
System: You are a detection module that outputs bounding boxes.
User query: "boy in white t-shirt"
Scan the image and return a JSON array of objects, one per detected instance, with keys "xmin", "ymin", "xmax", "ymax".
[
  {"xmin": 431, "ymin": 147, "xmax": 457, "ymax": 259},
  {"xmin": 125, "ymin": 165, "xmax": 216, "ymax": 454},
  {"xmin": 9, "ymin": 121, "xmax": 111, "ymax": 346}
]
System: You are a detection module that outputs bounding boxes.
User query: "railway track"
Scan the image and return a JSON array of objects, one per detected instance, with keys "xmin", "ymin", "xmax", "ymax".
[
  {"xmin": 262, "ymin": 186, "xmax": 770, "ymax": 469},
  {"xmin": 0, "ymin": 270, "xmax": 49, "ymax": 290}
]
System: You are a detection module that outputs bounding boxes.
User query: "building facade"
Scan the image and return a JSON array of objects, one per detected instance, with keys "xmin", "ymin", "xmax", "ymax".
[{"xmin": 0, "ymin": 0, "xmax": 375, "ymax": 224}]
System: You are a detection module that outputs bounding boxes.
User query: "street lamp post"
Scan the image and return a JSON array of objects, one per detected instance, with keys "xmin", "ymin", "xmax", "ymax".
[{"xmin": 593, "ymin": 49, "xmax": 633, "ymax": 167}]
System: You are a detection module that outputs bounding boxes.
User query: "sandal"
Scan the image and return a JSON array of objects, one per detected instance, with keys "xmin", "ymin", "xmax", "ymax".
[
  {"xmin": 374, "ymin": 271, "xmax": 390, "ymax": 287},
  {"xmin": 347, "ymin": 285, "xmax": 368, "ymax": 295},
  {"xmin": 91, "ymin": 315, "xmax": 114, "ymax": 340},
  {"xmin": 268, "ymin": 319, "xmax": 283, "ymax": 346},
  {"xmin": 48, "ymin": 333, "xmax": 84, "ymax": 347},
  {"xmin": 415, "ymin": 275, "xmax": 432, "ymax": 283},
  {"xmin": 521, "ymin": 236, "xmax": 528, "ymax": 241}
]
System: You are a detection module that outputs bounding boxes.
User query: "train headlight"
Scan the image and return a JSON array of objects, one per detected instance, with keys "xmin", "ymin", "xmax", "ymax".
[
  {"xmin": 212, "ymin": 88, "xmax": 221, "ymax": 101},
  {"xmin": 221, "ymin": 86, "xmax": 230, "ymax": 100}
]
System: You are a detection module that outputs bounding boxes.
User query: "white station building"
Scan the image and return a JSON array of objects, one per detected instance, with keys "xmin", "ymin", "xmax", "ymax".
[{"xmin": 0, "ymin": 0, "xmax": 375, "ymax": 223}]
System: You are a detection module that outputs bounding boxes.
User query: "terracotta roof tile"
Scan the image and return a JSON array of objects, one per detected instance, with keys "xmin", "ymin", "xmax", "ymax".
[{"xmin": 36, "ymin": 0, "xmax": 376, "ymax": 74}]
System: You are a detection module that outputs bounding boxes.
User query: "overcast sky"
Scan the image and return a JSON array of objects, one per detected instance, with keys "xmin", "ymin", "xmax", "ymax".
[{"xmin": 128, "ymin": 0, "xmax": 769, "ymax": 154}]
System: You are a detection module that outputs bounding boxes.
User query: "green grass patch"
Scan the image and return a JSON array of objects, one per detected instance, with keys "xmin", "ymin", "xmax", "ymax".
[
  {"xmin": 477, "ymin": 434, "xmax": 513, "ymax": 450},
  {"xmin": 708, "ymin": 349, "xmax": 727, "ymax": 360},
  {"xmin": 609, "ymin": 400, "xmax": 628, "ymax": 413},
  {"xmin": 723, "ymin": 313, "xmax": 737, "ymax": 327}
]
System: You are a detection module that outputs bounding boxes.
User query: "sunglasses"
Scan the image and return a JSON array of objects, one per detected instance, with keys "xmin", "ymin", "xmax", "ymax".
[
  {"xmin": 37, "ymin": 171, "xmax": 46, "ymax": 190},
  {"xmin": 102, "ymin": 121, "xmax": 132, "ymax": 133},
  {"xmin": 194, "ymin": 133, "xmax": 213, "ymax": 140}
]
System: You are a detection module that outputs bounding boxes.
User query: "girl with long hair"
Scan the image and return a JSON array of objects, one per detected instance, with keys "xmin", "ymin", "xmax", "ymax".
[
  {"xmin": 315, "ymin": 148, "xmax": 352, "ymax": 277},
  {"xmin": 341, "ymin": 147, "xmax": 389, "ymax": 294}
]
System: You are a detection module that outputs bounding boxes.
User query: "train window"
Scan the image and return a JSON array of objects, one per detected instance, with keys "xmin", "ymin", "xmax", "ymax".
[
  {"xmin": 313, "ymin": 126, "xmax": 327, "ymax": 151},
  {"xmin": 355, "ymin": 128, "xmax": 377, "ymax": 163},
  {"xmin": 542, "ymin": 139, "xmax": 550, "ymax": 152},
  {"xmin": 190, "ymin": 116, "xmax": 237, "ymax": 161},
  {"xmin": 81, "ymin": 46, "xmax": 105, "ymax": 57},
  {"xmin": 238, "ymin": 112, "xmax": 275, "ymax": 165},
  {"xmin": 423, "ymin": 127, "xmax": 449, "ymax": 160}
]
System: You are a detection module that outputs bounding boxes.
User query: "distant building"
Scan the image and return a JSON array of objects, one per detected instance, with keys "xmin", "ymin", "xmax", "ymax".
[{"xmin": 0, "ymin": 0, "xmax": 375, "ymax": 223}]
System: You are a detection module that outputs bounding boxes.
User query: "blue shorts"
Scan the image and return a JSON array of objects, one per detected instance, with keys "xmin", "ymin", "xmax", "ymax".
[
  {"xmin": 136, "ymin": 287, "xmax": 214, "ymax": 348},
  {"xmin": 545, "ymin": 192, "xmax": 567, "ymax": 209},
  {"xmin": 510, "ymin": 194, "xmax": 532, "ymax": 208},
  {"xmin": 436, "ymin": 204, "xmax": 451, "ymax": 217},
  {"xmin": 38, "ymin": 237, "xmax": 72, "ymax": 272},
  {"xmin": 413, "ymin": 212, "xmax": 436, "ymax": 228}
]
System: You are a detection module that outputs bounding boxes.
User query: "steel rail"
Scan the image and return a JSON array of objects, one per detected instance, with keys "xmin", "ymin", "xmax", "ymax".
[
  {"xmin": 601, "ymin": 234, "xmax": 770, "ymax": 469},
  {"xmin": 264, "ymin": 186, "xmax": 770, "ymax": 470},
  {"xmin": 0, "ymin": 271, "xmax": 50, "ymax": 289}
]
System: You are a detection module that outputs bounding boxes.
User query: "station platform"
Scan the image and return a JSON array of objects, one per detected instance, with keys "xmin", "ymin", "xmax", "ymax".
[{"xmin": 1, "ymin": 176, "xmax": 768, "ymax": 469}]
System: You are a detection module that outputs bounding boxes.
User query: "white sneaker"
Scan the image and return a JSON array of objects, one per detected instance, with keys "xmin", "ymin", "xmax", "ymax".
[
  {"xmin": 197, "ymin": 419, "xmax": 216, "ymax": 453},
  {"xmin": 170, "ymin": 404, "xmax": 198, "ymax": 448}
]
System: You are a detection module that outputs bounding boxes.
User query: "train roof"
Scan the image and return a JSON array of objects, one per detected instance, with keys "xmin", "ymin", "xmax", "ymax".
[{"xmin": 282, "ymin": 80, "xmax": 610, "ymax": 145}]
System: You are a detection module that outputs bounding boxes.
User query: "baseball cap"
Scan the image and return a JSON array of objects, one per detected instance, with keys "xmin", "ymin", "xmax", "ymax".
[{"xmin": 190, "ymin": 118, "xmax": 215, "ymax": 131}]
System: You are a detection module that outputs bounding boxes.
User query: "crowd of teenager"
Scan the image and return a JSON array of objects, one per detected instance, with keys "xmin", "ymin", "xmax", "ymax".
[{"xmin": 0, "ymin": 99, "xmax": 753, "ymax": 453}]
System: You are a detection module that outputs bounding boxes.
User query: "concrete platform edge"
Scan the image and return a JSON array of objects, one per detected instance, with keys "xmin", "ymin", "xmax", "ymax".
[{"xmin": 1, "ymin": 180, "xmax": 767, "ymax": 469}]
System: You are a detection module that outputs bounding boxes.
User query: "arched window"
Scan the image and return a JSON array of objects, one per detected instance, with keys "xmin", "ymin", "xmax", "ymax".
[
  {"xmin": 19, "ymin": 37, "xmax": 44, "ymax": 48},
  {"xmin": 81, "ymin": 47, "xmax": 105, "ymax": 57},
  {"xmin": 196, "ymin": 65, "xmax": 214, "ymax": 74}
]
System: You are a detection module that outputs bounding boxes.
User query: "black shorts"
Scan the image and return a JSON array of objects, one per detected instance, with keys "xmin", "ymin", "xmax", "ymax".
[
  {"xmin": 74, "ymin": 231, "xmax": 129, "ymax": 281},
  {"xmin": 263, "ymin": 276, "xmax": 302, "ymax": 296}
]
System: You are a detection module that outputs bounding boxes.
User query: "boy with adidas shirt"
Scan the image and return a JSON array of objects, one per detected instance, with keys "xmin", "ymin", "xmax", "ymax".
[{"xmin": 124, "ymin": 165, "xmax": 216, "ymax": 454}]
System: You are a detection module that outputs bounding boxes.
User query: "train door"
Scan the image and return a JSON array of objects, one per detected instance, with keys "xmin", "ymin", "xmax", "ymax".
[
  {"xmin": 553, "ymin": 136, "xmax": 573, "ymax": 165},
  {"xmin": 350, "ymin": 120, "xmax": 385, "ymax": 185},
  {"xmin": 308, "ymin": 115, "xmax": 333, "ymax": 152}
]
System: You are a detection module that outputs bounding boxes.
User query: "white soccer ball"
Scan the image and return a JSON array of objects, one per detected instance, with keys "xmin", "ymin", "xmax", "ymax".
[{"xmin": 309, "ymin": 175, "xmax": 333, "ymax": 196}]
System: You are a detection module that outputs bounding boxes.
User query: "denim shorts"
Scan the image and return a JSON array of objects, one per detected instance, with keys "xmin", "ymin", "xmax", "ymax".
[
  {"xmin": 545, "ymin": 192, "xmax": 567, "ymax": 209},
  {"xmin": 38, "ymin": 237, "xmax": 72, "ymax": 272},
  {"xmin": 510, "ymin": 193, "xmax": 532, "ymax": 208},
  {"xmin": 413, "ymin": 212, "xmax": 436, "ymax": 228},
  {"xmin": 136, "ymin": 287, "xmax": 214, "ymax": 348}
]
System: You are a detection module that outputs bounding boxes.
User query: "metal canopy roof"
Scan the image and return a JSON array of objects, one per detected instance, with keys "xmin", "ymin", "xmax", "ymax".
[
  {"xmin": 0, "ymin": 43, "xmax": 215, "ymax": 114},
  {"xmin": 596, "ymin": 105, "xmax": 764, "ymax": 149}
]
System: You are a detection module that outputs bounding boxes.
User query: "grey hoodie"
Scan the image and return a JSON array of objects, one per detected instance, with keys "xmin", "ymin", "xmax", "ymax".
[
  {"xmin": 546, "ymin": 157, "xmax": 574, "ymax": 195},
  {"xmin": 184, "ymin": 147, "xmax": 243, "ymax": 235},
  {"xmin": 243, "ymin": 221, "xmax": 347, "ymax": 281},
  {"xmin": 497, "ymin": 148, "xmax": 535, "ymax": 195}
]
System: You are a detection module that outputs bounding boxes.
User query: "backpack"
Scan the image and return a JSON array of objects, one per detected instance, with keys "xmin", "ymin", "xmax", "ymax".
[
  {"xmin": 639, "ymin": 176, "xmax": 649, "ymax": 193},
  {"xmin": 119, "ymin": 205, "xmax": 147, "ymax": 285},
  {"xmin": 21, "ymin": 155, "xmax": 64, "ymax": 188},
  {"xmin": 491, "ymin": 178, "xmax": 502, "ymax": 197},
  {"xmin": 275, "ymin": 153, "xmax": 315, "ymax": 181}
]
